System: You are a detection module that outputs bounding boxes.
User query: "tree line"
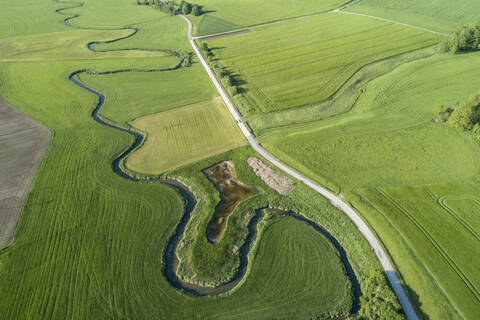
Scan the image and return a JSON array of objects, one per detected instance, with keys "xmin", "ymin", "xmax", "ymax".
[
  {"xmin": 442, "ymin": 20, "xmax": 480, "ymax": 54},
  {"xmin": 136, "ymin": 0, "xmax": 202, "ymax": 16},
  {"xmin": 201, "ymin": 43, "xmax": 239, "ymax": 96}
]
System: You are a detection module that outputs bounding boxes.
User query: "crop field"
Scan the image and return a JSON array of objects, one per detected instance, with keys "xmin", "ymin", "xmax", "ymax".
[
  {"xmin": 206, "ymin": 12, "xmax": 441, "ymax": 112},
  {"xmin": 192, "ymin": 0, "xmax": 347, "ymax": 36},
  {"xmin": 262, "ymin": 50, "xmax": 480, "ymax": 318},
  {"xmin": 0, "ymin": 0, "xmax": 402, "ymax": 319},
  {"xmin": 126, "ymin": 98, "xmax": 246, "ymax": 174},
  {"xmin": 348, "ymin": 0, "xmax": 480, "ymax": 33}
]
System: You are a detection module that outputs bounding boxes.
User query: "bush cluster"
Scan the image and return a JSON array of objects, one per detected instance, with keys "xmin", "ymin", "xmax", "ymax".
[
  {"xmin": 434, "ymin": 95, "xmax": 480, "ymax": 131},
  {"xmin": 442, "ymin": 20, "xmax": 480, "ymax": 54}
]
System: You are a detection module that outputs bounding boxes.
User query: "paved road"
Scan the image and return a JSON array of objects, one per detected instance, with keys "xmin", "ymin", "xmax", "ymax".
[{"xmin": 180, "ymin": 14, "xmax": 419, "ymax": 320}]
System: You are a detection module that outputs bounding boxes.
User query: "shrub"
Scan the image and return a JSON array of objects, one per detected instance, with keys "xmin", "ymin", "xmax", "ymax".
[
  {"xmin": 433, "ymin": 105, "xmax": 454, "ymax": 122},
  {"xmin": 448, "ymin": 95, "xmax": 480, "ymax": 130}
]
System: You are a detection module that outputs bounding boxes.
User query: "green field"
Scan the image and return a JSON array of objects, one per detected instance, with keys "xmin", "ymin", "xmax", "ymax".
[
  {"xmin": 77, "ymin": 62, "xmax": 216, "ymax": 125},
  {"xmin": 126, "ymin": 98, "xmax": 246, "ymax": 174},
  {"xmin": 261, "ymin": 51, "xmax": 480, "ymax": 318},
  {"xmin": 348, "ymin": 0, "xmax": 480, "ymax": 33},
  {"xmin": 192, "ymin": 0, "xmax": 347, "ymax": 36},
  {"xmin": 0, "ymin": 0, "xmax": 402, "ymax": 318},
  {"xmin": 206, "ymin": 12, "xmax": 440, "ymax": 112}
]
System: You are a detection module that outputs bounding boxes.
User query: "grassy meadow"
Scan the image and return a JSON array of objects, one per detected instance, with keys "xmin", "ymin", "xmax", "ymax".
[
  {"xmin": 0, "ymin": 0, "xmax": 400, "ymax": 318},
  {"xmin": 261, "ymin": 50, "xmax": 480, "ymax": 318},
  {"xmin": 348, "ymin": 0, "xmax": 480, "ymax": 33},
  {"xmin": 126, "ymin": 98, "xmax": 246, "ymax": 174},
  {"xmin": 191, "ymin": 0, "xmax": 347, "ymax": 36},
  {"xmin": 206, "ymin": 12, "xmax": 441, "ymax": 112}
]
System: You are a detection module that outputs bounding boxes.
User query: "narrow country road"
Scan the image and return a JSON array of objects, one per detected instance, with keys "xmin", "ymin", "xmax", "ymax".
[{"xmin": 180, "ymin": 14, "xmax": 420, "ymax": 320}]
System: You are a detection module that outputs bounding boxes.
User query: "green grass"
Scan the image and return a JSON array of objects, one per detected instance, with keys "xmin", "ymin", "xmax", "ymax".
[
  {"xmin": 192, "ymin": 0, "xmax": 347, "ymax": 36},
  {"xmin": 196, "ymin": 15, "xmax": 243, "ymax": 37},
  {"xmin": 0, "ymin": 0, "xmax": 67, "ymax": 39},
  {"xmin": 206, "ymin": 12, "xmax": 440, "ymax": 112},
  {"xmin": 0, "ymin": 0, "xmax": 395, "ymax": 318},
  {"xmin": 126, "ymin": 98, "xmax": 246, "ymax": 174},
  {"xmin": 93, "ymin": 15, "xmax": 191, "ymax": 53},
  {"xmin": 262, "ymin": 51, "xmax": 480, "ymax": 318},
  {"xmin": 0, "ymin": 29, "xmax": 169, "ymax": 62},
  {"xmin": 348, "ymin": 0, "xmax": 480, "ymax": 33}
]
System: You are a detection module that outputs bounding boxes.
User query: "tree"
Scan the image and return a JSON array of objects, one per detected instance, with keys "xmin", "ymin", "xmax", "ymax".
[
  {"xmin": 192, "ymin": 5, "xmax": 201, "ymax": 16},
  {"xmin": 443, "ymin": 20, "xmax": 480, "ymax": 53},
  {"xmin": 228, "ymin": 85, "xmax": 238, "ymax": 96},
  {"xmin": 182, "ymin": 2, "xmax": 192, "ymax": 14},
  {"xmin": 221, "ymin": 75, "xmax": 232, "ymax": 87},
  {"xmin": 448, "ymin": 95, "xmax": 480, "ymax": 130},
  {"xmin": 357, "ymin": 270, "xmax": 404, "ymax": 320}
]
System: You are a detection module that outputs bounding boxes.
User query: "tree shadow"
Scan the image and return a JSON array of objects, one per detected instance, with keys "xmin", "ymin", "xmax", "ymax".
[{"xmin": 404, "ymin": 284, "xmax": 430, "ymax": 320}]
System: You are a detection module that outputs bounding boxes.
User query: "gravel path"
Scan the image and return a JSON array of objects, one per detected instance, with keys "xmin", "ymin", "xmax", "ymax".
[{"xmin": 180, "ymin": 13, "xmax": 420, "ymax": 320}]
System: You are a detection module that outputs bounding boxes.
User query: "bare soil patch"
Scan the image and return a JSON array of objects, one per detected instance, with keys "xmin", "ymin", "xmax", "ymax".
[
  {"xmin": 247, "ymin": 157, "xmax": 292, "ymax": 195},
  {"xmin": 0, "ymin": 95, "xmax": 50, "ymax": 247}
]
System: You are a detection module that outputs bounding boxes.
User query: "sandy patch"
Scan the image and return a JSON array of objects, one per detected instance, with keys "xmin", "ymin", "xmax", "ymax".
[{"xmin": 247, "ymin": 157, "xmax": 292, "ymax": 195}]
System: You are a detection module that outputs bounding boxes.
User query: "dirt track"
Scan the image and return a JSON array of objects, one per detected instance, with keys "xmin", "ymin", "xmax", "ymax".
[{"xmin": 0, "ymin": 95, "xmax": 50, "ymax": 248}]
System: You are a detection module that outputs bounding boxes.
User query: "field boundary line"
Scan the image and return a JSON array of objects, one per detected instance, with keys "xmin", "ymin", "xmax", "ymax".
[
  {"xmin": 193, "ymin": 0, "xmax": 360, "ymax": 40},
  {"xmin": 181, "ymin": 13, "xmax": 420, "ymax": 320},
  {"xmin": 336, "ymin": 11, "xmax": 447, "ymax": 36}
]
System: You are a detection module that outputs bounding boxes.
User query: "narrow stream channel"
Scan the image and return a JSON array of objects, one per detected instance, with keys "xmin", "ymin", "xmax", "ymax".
[{"xmin": 55, "ymin": 0, "xmax": 360, "ymax": 313}]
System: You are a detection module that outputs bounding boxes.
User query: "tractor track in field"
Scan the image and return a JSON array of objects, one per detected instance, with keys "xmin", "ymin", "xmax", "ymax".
[
  {"xmin": 53, "ymin": 0, "xmax": 361, "ymax": 312},
  {"xmin": 377, "ymin": 188, "xmax": 480, "ymax": 303}
]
